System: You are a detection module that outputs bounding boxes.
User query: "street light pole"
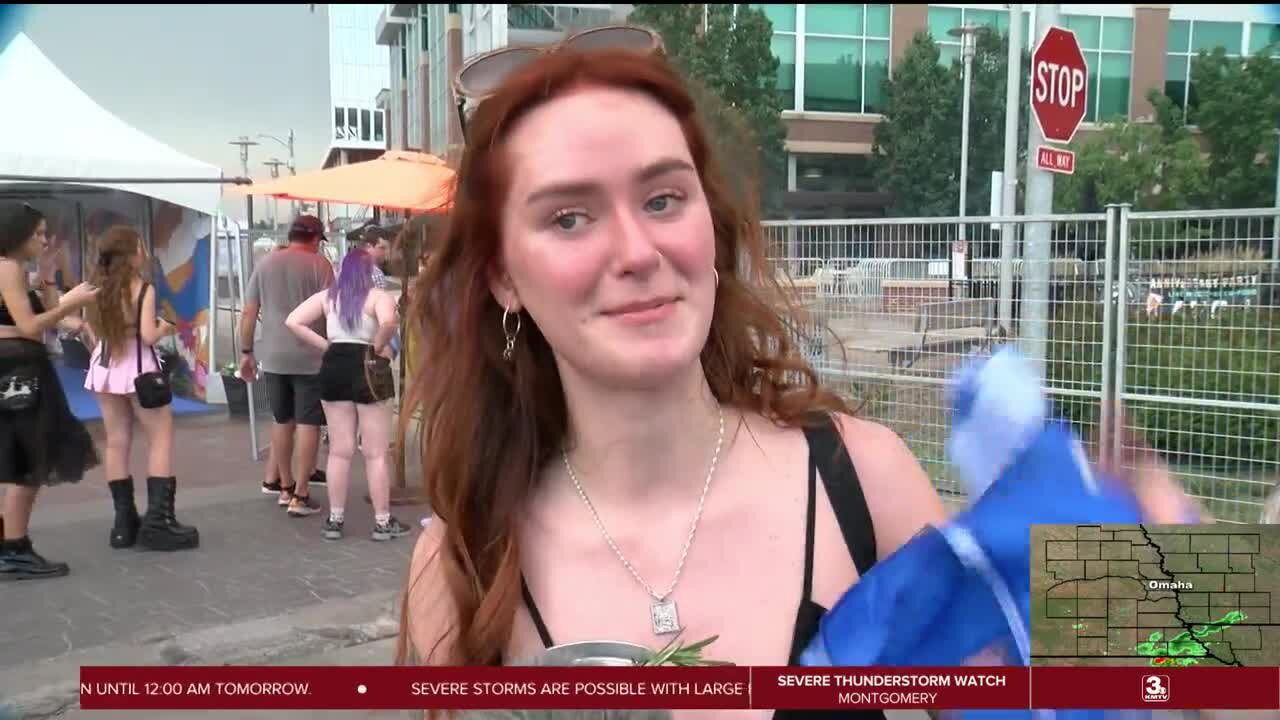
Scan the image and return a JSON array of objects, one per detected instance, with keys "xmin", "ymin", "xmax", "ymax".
[
  {"xmin": 1273, "ymin": 126, "xmax": 1279, "ymax": 273},
  {"xmin": 999, "ymin": 4, "xmax": 1023, "ymax": 335},
  {"xmin": 229, "ymin": 136, "xmax": 259, "ymax": 228},
  {"xmin": 949, "ymin": 24, "xmax": 985, "ymax": 298},
  {"xmin": 263, "ymin": 159, "xmax": 287, "ymax": 229},
  {"xmin": 259, "ymin": 130, "xmax": 297, "ymax": 219}
]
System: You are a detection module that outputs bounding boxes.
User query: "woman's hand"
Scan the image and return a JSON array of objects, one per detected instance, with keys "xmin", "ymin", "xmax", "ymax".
[
  {"xmin": 1095, "ymin": 406, "xmax": 1203, "ymax": 523},
  {"xmin": 62, "ymin": 282, "xmax": 100, "ymax": 308}
]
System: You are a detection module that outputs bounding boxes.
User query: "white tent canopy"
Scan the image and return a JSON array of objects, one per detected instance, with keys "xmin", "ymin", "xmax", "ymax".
[{"xmin": 0, "ymin": 33, "xmax": 223, "ymax": 215}]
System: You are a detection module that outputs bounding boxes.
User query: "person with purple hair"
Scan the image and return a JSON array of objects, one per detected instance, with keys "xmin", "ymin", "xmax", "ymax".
[{"xmin": 285, "ymin": 247, "xmax": 409, "ymax": 541}]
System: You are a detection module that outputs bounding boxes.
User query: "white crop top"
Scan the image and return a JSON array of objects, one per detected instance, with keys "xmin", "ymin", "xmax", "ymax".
[{"xmin": 325, "ymin": 298, "xmax": 378, "ymax": 344}]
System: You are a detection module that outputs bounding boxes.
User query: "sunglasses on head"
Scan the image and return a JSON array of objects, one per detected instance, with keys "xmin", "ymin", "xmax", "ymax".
[{"xmin": 452, "ymin": 24, "xmax": 664, "ymax": 139}]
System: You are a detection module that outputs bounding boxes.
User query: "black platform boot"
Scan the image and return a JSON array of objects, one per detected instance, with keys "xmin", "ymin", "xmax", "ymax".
[
  {"xmin": 138, "ymin": 477, "xmax": 199, "ymax": 551},
  {"xmin": 0, "ymin": 536, "xmax": 70, "ymax": 580},
  {"xmin": 108, "ymin": 477, "xmax": 140, "ymax": 548}
]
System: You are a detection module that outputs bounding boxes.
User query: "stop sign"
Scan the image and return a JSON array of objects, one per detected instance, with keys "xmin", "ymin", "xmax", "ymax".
[{"xmin": 1031, "ymin": 26, "xmax": 1089, "ymax": 144}]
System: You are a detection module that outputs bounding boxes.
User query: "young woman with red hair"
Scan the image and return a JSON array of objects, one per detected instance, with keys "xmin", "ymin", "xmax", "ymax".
[{"xmin": 397, "ymin": 29, "xmax": 1196, "ymax": 719}]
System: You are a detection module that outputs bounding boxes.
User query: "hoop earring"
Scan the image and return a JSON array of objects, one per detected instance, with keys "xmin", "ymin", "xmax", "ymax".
[
  {"xmin": 713, "ymin": 269, "xmax": 720, "ymax": 289},
  {"xmin": 502, "ymin": 307, "xmax": 521, "ymax": 362}
]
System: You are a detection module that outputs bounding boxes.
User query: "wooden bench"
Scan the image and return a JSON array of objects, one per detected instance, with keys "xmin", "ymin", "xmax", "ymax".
[{"xmin": 888, "ymin": 298, "xmax": 999, "ymax": 369}]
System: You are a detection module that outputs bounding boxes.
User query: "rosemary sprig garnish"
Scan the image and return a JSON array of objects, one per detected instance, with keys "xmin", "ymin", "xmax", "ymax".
[{"xmin": 638, "ymin": 633, "xmax": 734, "ymax": 667}]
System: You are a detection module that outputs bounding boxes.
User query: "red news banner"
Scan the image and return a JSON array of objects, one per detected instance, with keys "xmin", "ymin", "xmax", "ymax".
[{"xmin": 79, "ymin": 666, "xmax": 1277, "ymax": 711}]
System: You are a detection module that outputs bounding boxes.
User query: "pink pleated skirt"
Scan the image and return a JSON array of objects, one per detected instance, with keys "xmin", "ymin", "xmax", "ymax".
[{"xmin": 84, "ymin": 338, "xmax": 161, "ymax": 395}]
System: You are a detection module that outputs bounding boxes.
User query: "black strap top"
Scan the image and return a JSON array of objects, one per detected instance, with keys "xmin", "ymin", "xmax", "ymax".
[
  {"xmin": 519, "ymin": 414, "xmax": 885, "ymax": 720},
  {"xmin": 0, "ymin": 291, "xmax": 46, "ymax": 326}
]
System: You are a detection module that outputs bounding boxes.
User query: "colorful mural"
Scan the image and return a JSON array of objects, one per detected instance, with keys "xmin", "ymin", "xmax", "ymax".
[
  {"xmin": 14, "ymin": 192, "xmax": 212, "ymax": 401},
  {"xmin": 149, "ymin": 200, "xmax": 212, "ymax": 402}
]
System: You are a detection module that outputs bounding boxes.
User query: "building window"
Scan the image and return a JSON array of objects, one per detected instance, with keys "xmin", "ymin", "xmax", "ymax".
[
  {"xmin": 334, "ymin": 107, "xmax": 344, "ymax": 140},
  {"xmin": 755, "ymin": 4, "xmax": 890, "ymax": 114},
  {"xmin": 802, "ymin": 4, "xmax": 891, "ymax": 114},
  {"xmin": 795, "ymin": 153, "xmax": 875, "ymax": 193},
  {"xmin": 928, "ymin": 6, "xmax": 1031, "ymax": 66},
  {"xmin": 1249, "ymin": 22, "xmax": 1280, "ymax": 56},
  {"xmin": 374, "ymin": 110, "xmax": 385, "ymax": 144},
  {"xmin": 1166, "ymin": 19, "xmax": 1243, "ymax": 121},
  {"xmin": 420, "ymin": 4, "xmax": 430, "ymax": 51},
  {"xmin": 759, "ymin": 4, "xmax": 796, "ymax": 111},
  {"xmin": 360, "ymin": 109, "xmax": 372, "ymax": 142},
  {"xmin": 1061, "ymin": 14, "xmax": 1133, "ymax": 124},
  {"xmin": 400, "ymin": 26, "xmax": 408, "ymax": 80}
]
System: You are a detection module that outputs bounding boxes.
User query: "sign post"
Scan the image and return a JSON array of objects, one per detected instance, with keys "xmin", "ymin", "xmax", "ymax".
[{"xmin": 1021, "ymin": 8, "xmax": 1088, "ymax": 373}]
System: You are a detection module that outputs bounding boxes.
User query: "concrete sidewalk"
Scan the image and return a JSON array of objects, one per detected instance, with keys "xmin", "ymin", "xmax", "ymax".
[{"xmin": 0, "ymin": 414, "xmax": 427, "ymax": 719}]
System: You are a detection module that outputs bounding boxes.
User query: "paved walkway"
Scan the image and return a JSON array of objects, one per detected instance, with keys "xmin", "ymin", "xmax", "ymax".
[{"xmin": 0, "ymin": 413, "xmax": 427, "ymax": 718}]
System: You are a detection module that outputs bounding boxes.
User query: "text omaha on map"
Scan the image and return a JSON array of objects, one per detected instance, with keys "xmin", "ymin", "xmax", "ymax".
[{"xmin": 1148, "ymin": 580, "xmax": 1194, "ymax": 591}]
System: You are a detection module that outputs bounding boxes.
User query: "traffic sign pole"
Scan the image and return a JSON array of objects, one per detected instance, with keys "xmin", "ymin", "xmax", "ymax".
[
  {"xmin": 998, "ymin": 3, "xmax": 1023, "ymax": 337},
  {"xmin": 1021, "ymin": 4, "xmax": 1062, "ymax": 375}
]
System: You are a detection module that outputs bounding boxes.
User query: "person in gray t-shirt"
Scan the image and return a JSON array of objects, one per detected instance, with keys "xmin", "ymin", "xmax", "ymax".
[{"xmin": 239, "ymin": 215, "xmax": 334, "ymax": 516}]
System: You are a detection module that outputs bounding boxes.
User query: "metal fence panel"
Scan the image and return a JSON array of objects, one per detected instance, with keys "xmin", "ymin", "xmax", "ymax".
[
  {"xmin": 763, "ymin": 208, "xmax": 1279, "ymax": 522},
  {"xmin": 1115, "ymin": 207, "xmax": 1280, "ymax": 523},
  {"xmin": 763, "ymin": 213, "xmax": 1111, "ymax": 501}
]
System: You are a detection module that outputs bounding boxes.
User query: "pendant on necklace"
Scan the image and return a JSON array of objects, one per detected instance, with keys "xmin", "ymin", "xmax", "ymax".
[{"xmin": 651, "ymin": 598, "xmax": 681, "ymax": 636}]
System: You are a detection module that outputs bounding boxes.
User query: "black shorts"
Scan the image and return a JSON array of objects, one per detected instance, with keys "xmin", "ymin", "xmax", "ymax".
[
  {"xmin": 262, "ymin": 372, "xmax": 326, "ymax": 426},
  {"xmin": 319, "ymin": 343, "xmax": 395, "ymax": 404}
]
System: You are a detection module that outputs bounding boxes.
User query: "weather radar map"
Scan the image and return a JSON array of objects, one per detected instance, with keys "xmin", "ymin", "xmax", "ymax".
[{"xmin": 1031, "ymin": 525, "xmax": 1280, "ymax": 667}]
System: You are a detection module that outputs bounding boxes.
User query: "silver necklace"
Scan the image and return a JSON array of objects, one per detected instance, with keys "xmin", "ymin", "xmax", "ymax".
[{"xmin": 562, "ymin": 404, "xmax": 725, "ymax": 636}]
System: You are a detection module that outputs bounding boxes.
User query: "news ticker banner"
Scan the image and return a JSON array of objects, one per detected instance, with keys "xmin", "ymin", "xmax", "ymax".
[{"xmin": 80, "ymin": 666, "xmax": 1279, "ymax": 711}]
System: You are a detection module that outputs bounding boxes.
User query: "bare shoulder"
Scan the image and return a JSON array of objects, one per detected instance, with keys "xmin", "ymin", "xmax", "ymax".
[
  {"xmin": 405, "ymin": 518, "xmax": 458, "ymax": 665},
  {"xmin": 0, "ymin": 258, "xmax": 21, "ymax": 283},
  {"xmin": 831, "ymin": 413, "xmax": 949, "ymax": 559}
]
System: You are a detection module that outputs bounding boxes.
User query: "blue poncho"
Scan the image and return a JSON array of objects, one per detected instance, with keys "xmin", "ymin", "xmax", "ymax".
[{"xmin": 800, "ymin": 349, "xmax": 1195, "ymax": 719}]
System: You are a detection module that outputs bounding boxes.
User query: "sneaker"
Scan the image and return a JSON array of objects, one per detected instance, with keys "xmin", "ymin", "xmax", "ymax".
[
  {"xmin": 309, "ymin": 469, "xmax": 327, "ymax": 486},
  {"xmin": 262, "ymin": 479, "xmax": 282, "ymax": 495},
  {"xmin": 322, "ymin": 517, "xmax": 344, "ymax": 540},
  {"xmin": 0, "ymin": 538, "xmax": 70, "ymax": 581},
  {"xmin": 277, "ymin": 485, "xmax": 295, "ymax": 506},
  {"xmin": 371, "ymin": 516, "xmax": 412, "ymax": 542},
  {"xmin": 287, "ymin": 493, "xmax": 322, "ymax": 517}
]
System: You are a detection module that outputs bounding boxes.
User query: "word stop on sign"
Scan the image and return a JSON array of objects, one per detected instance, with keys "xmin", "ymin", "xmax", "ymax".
[{"xmin": 1033, "ymin": 62, "xmax": 1086, "ymax": 107}]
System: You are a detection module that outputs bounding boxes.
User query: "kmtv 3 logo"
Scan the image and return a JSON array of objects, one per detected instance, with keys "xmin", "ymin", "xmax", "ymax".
[{"xmin": 1142, "ymin": 675, "xmax": 1170, "ymax": 703}]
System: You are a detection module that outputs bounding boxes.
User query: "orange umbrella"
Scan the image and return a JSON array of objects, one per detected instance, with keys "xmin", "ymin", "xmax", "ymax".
[{"xmin": 237, "ymin": 150, "xmax": 454, "ymax": 213}]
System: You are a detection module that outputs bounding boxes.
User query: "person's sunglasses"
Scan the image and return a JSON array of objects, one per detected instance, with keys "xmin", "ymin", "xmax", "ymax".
[{"xmin": 451, "ymin": 25, "xmax": 664, "ymax": 140}]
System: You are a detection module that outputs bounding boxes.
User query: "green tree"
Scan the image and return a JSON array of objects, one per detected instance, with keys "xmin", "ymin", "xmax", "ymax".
[
  {"xmin": 1186, "ymin": 48, "xmax": 1280, "ymax": 209},
  {"xmin": 628, "ymin": 4, "xmax": 788, "ymax": 216},
  {"xmin": 1055, "ymin": 100, "xmax": 1209, "ymax": 215},
  {"xmin": 872, "ymin": 30, "xmax": 1029, "ymax": 219},
  {"xmin": 871, "ymin": 32, "xmax": 958, "ymax": 217}
]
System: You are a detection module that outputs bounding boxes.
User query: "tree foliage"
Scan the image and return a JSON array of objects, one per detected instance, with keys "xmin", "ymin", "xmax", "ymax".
[
  {"xmin": 1186, "ymin": 48, "xmax": 1280, "ymax": 209},
  {"xmin": 1055, "ymin": 98, "xmax": 1209, "ymax": 215},
  {"xmin": 873, "ymin": 31, "xmax": 1030, "ymax": 219},
  {"xmin": 1059, "ymin": 49, "xmax": 1280, "ymax": 215},
  {"xmin": 628, "ymin": 4, "xmax": 788, "ymax": 216}
]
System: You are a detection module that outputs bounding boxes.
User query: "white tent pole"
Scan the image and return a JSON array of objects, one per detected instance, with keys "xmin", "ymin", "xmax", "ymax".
[
  {"xmin": 206, "ymin": 210, "xmax": 220, "ymax": 405},
  {"xmin": 235, "ymin": 223, "xmax": 263, "ymax": 461}
]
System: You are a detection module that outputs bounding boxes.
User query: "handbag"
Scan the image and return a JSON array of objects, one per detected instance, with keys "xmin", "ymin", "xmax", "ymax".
[
  {"xmin": 359, "ymin": 349, "xmax": 396, "ymax": 404},
  {"xmin": 0, "ymin": 366, "xmax": 39, "ymax": 412},
  {"xmin": 133, "ymin": 283, "xmax": 172, "ymax": 409}
]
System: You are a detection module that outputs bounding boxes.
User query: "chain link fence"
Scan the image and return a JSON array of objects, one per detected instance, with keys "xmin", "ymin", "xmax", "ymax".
[{"xmin": 763, "ymin": 206, "xmax": 1279, "ymax": 521}]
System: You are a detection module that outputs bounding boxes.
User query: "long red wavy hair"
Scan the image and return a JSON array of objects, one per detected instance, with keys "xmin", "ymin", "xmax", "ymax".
[{"xmin": 397, "ymin": 45, "xmax": 850, "ymax": 667}]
